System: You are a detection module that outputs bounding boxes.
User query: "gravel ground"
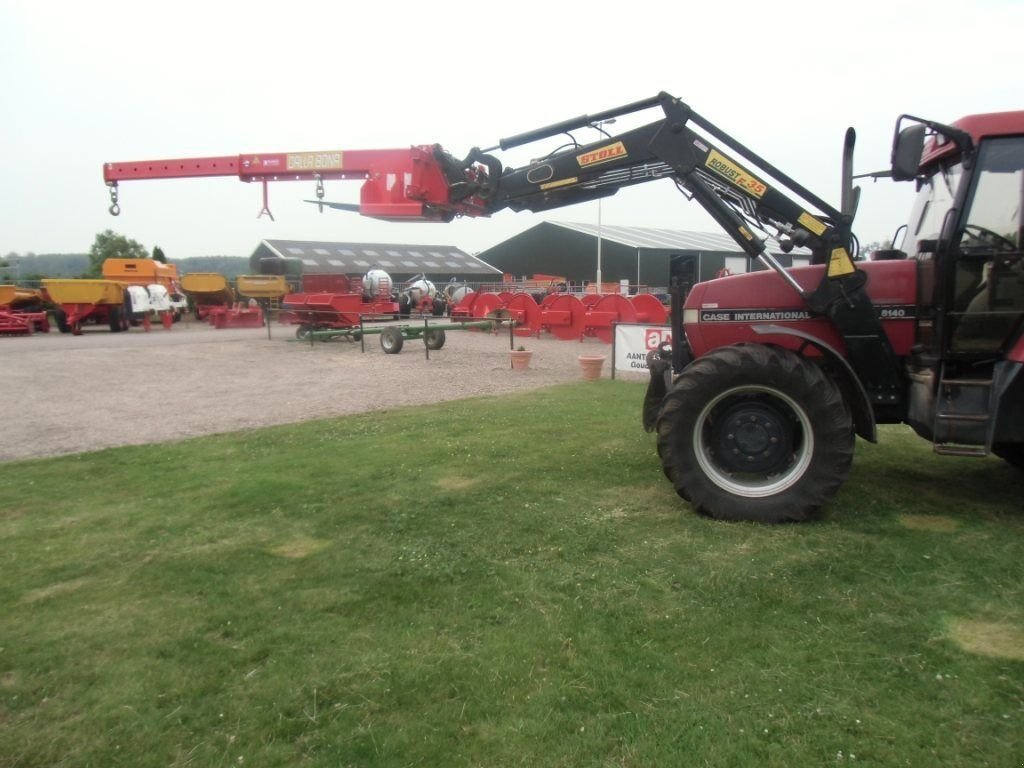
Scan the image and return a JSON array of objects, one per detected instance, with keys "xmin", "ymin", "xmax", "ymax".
[{"xmin": 0, "ymin": 319, "xmax": 634, "ymax": 462}]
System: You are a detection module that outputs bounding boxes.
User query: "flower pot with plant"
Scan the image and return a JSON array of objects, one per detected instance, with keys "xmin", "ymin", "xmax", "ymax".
[{"xmin": 509, "ymin": 345, "xmax": 533, "ymax": 371}]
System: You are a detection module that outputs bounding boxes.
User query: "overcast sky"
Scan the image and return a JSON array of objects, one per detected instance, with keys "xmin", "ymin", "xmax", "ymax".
[{"xmin": 2, "ymin": 0, "xmax": 1021, "ymax": 262}]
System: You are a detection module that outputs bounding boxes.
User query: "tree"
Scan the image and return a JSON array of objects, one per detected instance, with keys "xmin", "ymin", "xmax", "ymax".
[
  {"xmin": 87, "ymin": 230, "xmax": 147, "ymax": 277},
  {"xmin": 152, "ymin": 245, "xmax": 167, "ymax": 263}
]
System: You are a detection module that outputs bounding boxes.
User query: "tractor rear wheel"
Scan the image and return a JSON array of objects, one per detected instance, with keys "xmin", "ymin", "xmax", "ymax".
[{"xmin": 656, "ymin": 343, "xmax": 854, "ymax": 523}]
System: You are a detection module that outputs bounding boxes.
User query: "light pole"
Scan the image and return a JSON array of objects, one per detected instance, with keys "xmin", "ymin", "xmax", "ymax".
[{"xmin": 594, "ymin": 118, "xmax": 615, "ymax": 295}]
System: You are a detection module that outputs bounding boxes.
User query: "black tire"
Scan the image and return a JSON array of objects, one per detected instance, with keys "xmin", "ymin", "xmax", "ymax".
[
  {"xmin": 656, "ymin": 439, "xmax": 687, "ymax": 498},
  {"xmin": 424, "ymin": 328, "xmax": 446, "ymax": 350},
  {"xmin": 431, "ymin": 297, "xmax": 446, "ymax": 317},
  {"xmin": 993, "ymin": 443, "xmax": 1024, "ymax": 471},
  {"xmin": 380, "ymin": 327, "xmax": 404, "ymax": 354},
  {"xmin": 295, "ymin": 324, "xmax": 313, "ymax": 341},
  {"xmin": 54, "ymin": 309, "xmax": 70, "ymax": 334},
  {"xmin": 108, "ymin": 306, "xmax": 122, "ymax": 333},
  {"xmin": 656, "ymin": 344, "xmax": 854, "ymax": 523}
]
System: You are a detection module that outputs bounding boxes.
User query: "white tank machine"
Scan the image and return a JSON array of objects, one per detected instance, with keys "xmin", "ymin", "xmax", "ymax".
[
  {"xmin": 399, "ymin": 275, "xmax": 445, "ymax": 317},
  {"xmin": 123, "ymin": 284, "xmax": 180, "ymax": 326},
  {"xmin": 362, "ymin": 268, "xmax": 392, "ymax": 300}
]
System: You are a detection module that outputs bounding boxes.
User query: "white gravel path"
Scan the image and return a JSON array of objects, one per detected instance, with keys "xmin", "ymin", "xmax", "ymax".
[{"xmin": 0, "ymin": 320, "xmax": 634, "ymax": 462}]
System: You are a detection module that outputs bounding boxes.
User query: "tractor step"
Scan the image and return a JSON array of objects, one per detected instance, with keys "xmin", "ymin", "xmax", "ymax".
[
  {"xmin": 933, "ymin": 443, "xmax": 989, "ymax": 458},
  {"xmin": 936, "ymin": 412, "xmax": 990, "ymax": 422},
  {"xmin": 939, "ymin": 377, "xmax": 994, "ymax": 387},
  {"xmin": 933, "ymin": 371, "xmax": 994, "ymax": 448}
]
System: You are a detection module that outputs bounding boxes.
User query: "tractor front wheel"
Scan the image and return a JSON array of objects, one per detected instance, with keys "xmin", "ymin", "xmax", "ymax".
[{"xmin": 656, "ymin": 344, "xmax": 854, "ymax": 523}]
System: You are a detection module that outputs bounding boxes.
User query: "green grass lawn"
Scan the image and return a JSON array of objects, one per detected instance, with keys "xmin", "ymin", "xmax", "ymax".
[{"xmin": 1, "ymin": 381, "xmax": 1022, "ymax": 767}]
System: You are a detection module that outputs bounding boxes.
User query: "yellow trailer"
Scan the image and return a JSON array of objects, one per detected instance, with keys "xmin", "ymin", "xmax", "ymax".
[
  {"xmin": 41, "ymin": 279, "xmax": 128, "ymax": 335},
  {"xmin": 236, "ymin": 274, "xmax": 288, "ymax": 299},
  {"xmin": 181, "ymin": 272, "xmax": 232, "ymax": 296},
  {"xmin": 42, "ymin": 279, "xmax": 125, "ymax": 305},
  {"xmin": 181, "ymin": 272, "xmax": 235, "ymax": 320},
  {"xmin": 0, "ymin": 285, "xmax": 49, "ymax": 335}
]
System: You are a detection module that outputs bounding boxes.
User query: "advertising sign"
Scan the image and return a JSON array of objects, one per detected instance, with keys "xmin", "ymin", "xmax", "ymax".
[{"xmin": 612, "ymin": 323, "xmax": 672, "ymax": 378}]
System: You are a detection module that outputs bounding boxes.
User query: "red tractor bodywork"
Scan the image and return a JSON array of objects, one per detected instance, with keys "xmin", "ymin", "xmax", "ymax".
[{"xmin": 683, "ymin": 261, "xmax": 919, "ymax": 361}]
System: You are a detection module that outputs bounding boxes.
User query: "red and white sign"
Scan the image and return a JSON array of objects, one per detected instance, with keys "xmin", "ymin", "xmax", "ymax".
[{"xmin": 612, "ymin": 323, "xmax": 671, "ymax": 376}]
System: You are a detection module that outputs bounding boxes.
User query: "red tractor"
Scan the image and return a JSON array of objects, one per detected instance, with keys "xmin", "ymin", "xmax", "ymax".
[{"xmin": 103, "ymin": 92, "xmax": 1023, "ymax": 522}]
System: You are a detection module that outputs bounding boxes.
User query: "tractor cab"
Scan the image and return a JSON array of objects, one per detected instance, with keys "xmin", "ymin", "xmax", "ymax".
[
  {"xmin": 893, "ymin": 112, "xmax": 1024, "ymax": 457},
  {"xmin": 895, "ymin": 114, "xmax": 1024, "ymax": 360}
]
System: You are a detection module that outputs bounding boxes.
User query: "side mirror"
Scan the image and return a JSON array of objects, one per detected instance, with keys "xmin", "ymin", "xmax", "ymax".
[{"xmin": 892, "ymin": 124, "xmax": 926, "ymax": 182}]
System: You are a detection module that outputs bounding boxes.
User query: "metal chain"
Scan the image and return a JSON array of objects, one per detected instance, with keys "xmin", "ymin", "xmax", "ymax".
[
  {"xmin": 107, "ymin": 183, "xmax": 120, "ymax": 216},
  {"xmin": 315, "ymin": 174, "xmax": 325, "ymax": 213}
]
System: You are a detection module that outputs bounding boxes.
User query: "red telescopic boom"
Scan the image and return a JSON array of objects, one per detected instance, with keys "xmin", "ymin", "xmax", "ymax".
[{"xmin": 102, "ymin": 145, "xmax": 490, "ymax": 222}]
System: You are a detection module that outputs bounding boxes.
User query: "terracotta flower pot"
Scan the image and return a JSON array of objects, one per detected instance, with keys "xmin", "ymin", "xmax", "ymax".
[
  {"xmin": 578, "ymin": 354, "xmax": 606, "ymax": 380},
  {"xmin": 510, "ymin": 349, "xmax": 533, "ymax": 370}
]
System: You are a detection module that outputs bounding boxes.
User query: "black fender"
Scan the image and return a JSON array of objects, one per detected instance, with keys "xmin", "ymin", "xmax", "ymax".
[{"xmin": 751, "ymin": 324, "xmax": 877, "ymax": 443}]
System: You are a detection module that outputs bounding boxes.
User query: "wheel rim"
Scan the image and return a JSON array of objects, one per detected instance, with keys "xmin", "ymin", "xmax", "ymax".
[{"xmin": 693, "ymin": 384, "xmax": 813, "ymax": 498}]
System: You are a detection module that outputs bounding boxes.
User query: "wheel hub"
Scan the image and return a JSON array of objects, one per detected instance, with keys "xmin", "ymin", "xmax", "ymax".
[{"xmin": 712, "ymin": 402, "xmax": 793, "ymax": 474}]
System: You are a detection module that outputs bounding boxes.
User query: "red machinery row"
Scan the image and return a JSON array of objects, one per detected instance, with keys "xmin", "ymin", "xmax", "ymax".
[{"xmin": 450, "ymin": 290, "xmax": 667, "ymax": 342}]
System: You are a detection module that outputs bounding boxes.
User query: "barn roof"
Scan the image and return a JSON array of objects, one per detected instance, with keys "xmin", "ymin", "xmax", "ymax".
[
  {"xmin": 550, "ymin": 223, "xmax": 744, "ymax": 251},
  {"xmin": 255, "ymin": 239, "xmax": 501, "ymax": 276},
  {"xmin": 549, "ymin": 222, "xmax": 809, "ymax": 255}
]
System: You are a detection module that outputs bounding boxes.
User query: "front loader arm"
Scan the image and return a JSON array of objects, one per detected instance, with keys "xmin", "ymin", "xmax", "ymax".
[
  {"xmin": 470, "ymin": 92, "xmax": 857, "ymax": 291},
  {"xmin": 464, "ymin": 93, "xmax": 902, "ymax": 402}
]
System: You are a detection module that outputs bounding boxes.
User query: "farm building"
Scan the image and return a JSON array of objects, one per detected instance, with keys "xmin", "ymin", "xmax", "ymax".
[
  {"xmin": 249, "ymin": 239, "xmax": 502, "ymax": 285},
  {"xmin": 476, "ymin": 222, "xmax": 812, "ymax": 290}
]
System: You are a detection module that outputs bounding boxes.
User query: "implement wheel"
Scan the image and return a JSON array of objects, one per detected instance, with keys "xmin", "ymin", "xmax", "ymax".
[
  {"xmin": 656, "ymin": 344, "xmax": 853, "ymax": 523},
  {"xmin": 295, "ymin": 324, "xmax": 313, "ymax": 341},
  {"xmin": 54, "ymin": 309, "xmax": 70, "ymax": 334},
  {"xmin": 424, "ymin": 328, "xmax": 446, "ymax": 350},
  {"xmin": 108, "ymin": 305, "xmax": 123, "ymax": 333},
  {"xmin": 380, "ymin": 326, "xmax": 405, "ymax": 354}
]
